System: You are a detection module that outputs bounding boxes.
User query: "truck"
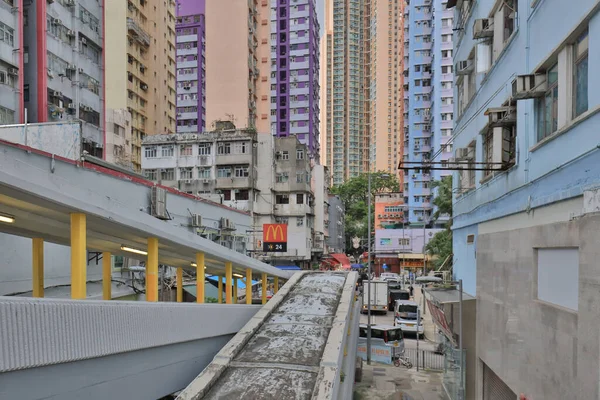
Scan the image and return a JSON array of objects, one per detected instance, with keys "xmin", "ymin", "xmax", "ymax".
[{"xmin": 362, "ymin": 280, "xmax": 389, "ymax": 314}]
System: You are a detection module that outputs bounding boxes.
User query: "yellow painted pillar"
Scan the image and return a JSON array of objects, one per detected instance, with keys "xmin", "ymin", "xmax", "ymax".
[
  {"xmin": 32, "ymin": 238, "xmax": 44, "ymax": 298},
  {"xmin": 261, "ymin": 273, "xmax": 267, "ymax": 305},
  {"xmin": 196, "ymin": 252, "xmax": 205, "ymax": 303},
  {"xmin": 246, "ymin": 268, "xmax": 253, "ymax": 305},
  {"xmin": 70, "ymin": 213, "xmax": 87, "ymax": 299},
  {"xmin": 233, "ymin": 278, "xmax": 238, "ymax": 304},
  {"xmin": 274, "ymin": 276, "xmax": 279, "ymax": 294},
  {"xmin": 146, "ymin": 237, "xmax": 159, "ymax": 302},
  {"xmin": 218, "ymin": 276, "xmax": 223, "ymax": 303},
  {"xmin": 102, "ymin": 252, "xmax": 111, "ymax": 300},
  {"xmin": 225, "ymin": 262, "xmax": 233, "ymax": 304},
  {"xmin": 176, "ymin": 267, "xmax": 183, "ymax": 303}
]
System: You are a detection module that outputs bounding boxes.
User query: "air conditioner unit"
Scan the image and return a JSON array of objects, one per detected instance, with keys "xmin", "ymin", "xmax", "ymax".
[
  {"xmin": 141, "ymin": 84, "xmax": 148, "ymax": 90},
  {"xmin": 65, "ymin": 0, "xmax": 75, "ymax": 6},
  {"xmin": 191, "ymin": 214, "xmax": 202, "ymax": 227},
  {"xmin": 473, "ymin": 18, "xmax": 494, "ymax": 39},
  {"xmin": 455, "ymin": 60, "xmax": 474, "ymax": 76},
  {"xmin": 67, "ymin": 103, "xmax": 75, "ymax": 109},
  {"xmin": 7, "ymin": 68, "xmax": 18, "ymax": 75},
  {"xmin": 183, "ymin": 179, "xmax": 192, "ymax": 184},
  {"xmin": 81, "ymin": 37, "xmax": 87, "ymax": 44},
  {"xmin": 486, "ymin": 106, "xmax": 516, "ymax": 127},
  {"xmin": 78, "ymin": 67, "xmax": 84, "ymax": 73},
  {"xmin": 67, "ymin": 64, "xmax": 76, "ymax": 71},
  {"xmin": 455, "ymin": 148, "xmax": 469, "ymax": 159},
  {"xmin": 202, "ymin": 179, "xmax": 210, "ymax": 184},
  {"xmin": 234, "ymin": 189, "xmax": 240, "ymax": 193},
  {"xmin": 52, "ymin": 18, "xmax": 62, "ymax": 25},
  {"xmin": 67, "ymin": 30, "xmax": 76, "ymax": 37},
  {"xmin": 512, "ymin": 74, "xmax": 547, "ymax": 100},
  {"xmin": 52, "ymin": 90, "xmax": 63, "ymax": 98},
  {"xmin": 150, "ymin": 186, "xmax": 168, "ymax": 219}
]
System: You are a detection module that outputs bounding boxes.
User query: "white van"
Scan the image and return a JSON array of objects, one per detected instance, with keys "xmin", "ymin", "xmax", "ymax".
[
  {"xmin": 358, "ymin": 323, "xmax": 405, "ymax": 355},
  {"xmin": 379, "ymin": 272, "xmax": 401, "ymax": 281},
  {"xmin": 394, "ymin": 300, "xmax": 424, "ymax": 338}
]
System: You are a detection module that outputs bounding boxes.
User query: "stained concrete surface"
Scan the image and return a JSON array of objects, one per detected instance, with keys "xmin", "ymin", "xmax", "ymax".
[{"xmin": 354, "ymin": 362, "xmax": 447, "ymax": 400}]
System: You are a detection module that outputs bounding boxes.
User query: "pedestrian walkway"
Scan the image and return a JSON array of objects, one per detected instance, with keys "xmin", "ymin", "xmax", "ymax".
[
  {"xmin": 354, "ymin": 362, "xmax": 447, "ymax": 400},
  {"xmin": 411, "ymin": 284, "xmax": 439, "ymax": 343}
]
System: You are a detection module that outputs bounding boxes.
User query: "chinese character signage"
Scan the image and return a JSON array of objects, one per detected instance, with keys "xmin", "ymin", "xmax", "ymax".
[
  {"xmin": 263, "ymin": 224, "xmax": 288, "ymax": 252},
  {"xmin": 356, "ymin": 341, "xmax": 392, "ymax": 364}
]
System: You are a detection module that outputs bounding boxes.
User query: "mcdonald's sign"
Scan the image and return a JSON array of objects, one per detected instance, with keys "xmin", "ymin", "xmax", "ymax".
[{"xmin": 263, "ymin": 224, "xmax": 287, "ymax": 252}]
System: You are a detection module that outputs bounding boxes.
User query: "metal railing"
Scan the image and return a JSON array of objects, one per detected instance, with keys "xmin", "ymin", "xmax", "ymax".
[{"xmin": 404, "ymin": 348, "xmax": 444, "ymax": 371}]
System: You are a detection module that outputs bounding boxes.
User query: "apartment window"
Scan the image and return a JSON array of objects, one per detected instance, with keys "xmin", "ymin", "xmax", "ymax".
[
  {"xmin": 217, "ymin": 142, "xmax": 231, "ymax": 155},
  {"xmin": 180, "ymin": 144, "xmax": 193, "ymax": 156},
  {"xmin": 276, "ymin": 172, "xmax": 289, "ymax": 183},
  {"xmin": 296, "ymin": 217, "xmax": 304, "ymax": 227},
  {"xmin": 537, "ymin": 63, "xmax": 558, "ymax": 142},
  {"xmin": 234, "ymin": 165, "xmax": 249, "ymax": 177},
  {"xmin": 573, "ymin": 30, "xmax": 588, "ymax": 117},
  {"xmin": 296, "ymin": 172, "xmax": 304, "ymax": 183},
  {"xmin": 144, "ymin": 169, "xmax": 157, "ymax": 180},
  {"xmin": 198, "ymin": 168, "xmax": 211, "ymax": 178},
  {"xmin": 198, "ymin": 143, "xmax": 211, "ymax": 155},
  {"xmin": 145, "ymin": 146, "xmax": 157, "ymax": 158},
  {"xmin": 296, "ymin": 193, "xmax": 304, "ymax": 204},
  {"xmin": 281, "ymin": 150, "xmax": 289, "ymax": 160},
  {"xmin": 235, "ymin": 189, "xmax": 249, "ymax": 201},
  {"xmin": 217, "ymin": 167, "xmax": 232, "ymax": 178},
  {"xmin": 296, "ymin": 149, "xmax": 304, "ymax": 159},
  {"xmin": 179, "ymin": 167, "xmax": 193, "ymax": 180},
  {"xmin": 0, "ymin": 21, "xmax": 15, "ymax": 46},
  {"xmin": 160, "ymin": 168, "xmax": 175, "ymax": 180},
  {"xmin": 223, "ymin": 190, "xmax": 231, "ymax": 201},
  {"xmin": 234, "ymin": 141, "xmax": 248, "ymax": 154},
  {"xmin": 441, "ymin": 65, "xmax": 453, "ymax": 74},
  {"xmin": 276, "ymin": 194, "xmax": 289, "ymax": 204},
  {"xmin": 161, "ymin": 145, "xmax": 174, "ymax": 157}
]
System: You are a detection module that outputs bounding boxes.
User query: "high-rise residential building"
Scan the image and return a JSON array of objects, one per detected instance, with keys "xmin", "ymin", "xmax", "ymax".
[
  {"xmin": 105, "ymin": 0, "xmax": 176, "ymax": 172},
  {"xmin": 205, "ymin": 0, "xmax": 259, "ymax": 130},
  {"xmin": 175, "ymin": 0, "xmax": 206, "ymax": 133},
  {"xmin": 321, "ymin": 0, "xmax": 367, "ymax": 185},
  {"xmin": 1, "ymin": 0, "xmax": 105, "ymax": 155},
  {"xmin": 269, "ymin": 0, "xmax": 321, "ymax": 158},
  {"xmin": 320, "ymin": 0, "xmax": 405, "ymax": 185},
  {"xmin": 402, "ymin": 0, "xmax": 453, "ymax": 227}
]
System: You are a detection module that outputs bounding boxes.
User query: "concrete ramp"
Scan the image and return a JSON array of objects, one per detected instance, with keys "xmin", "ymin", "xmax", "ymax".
[
  {"xmin": 0, "ymin": 297, "xmax": 261, "ymax": 400},
  {"xmin": 177, "ymin": 271, "xmax": 360, "ymax": 400}
]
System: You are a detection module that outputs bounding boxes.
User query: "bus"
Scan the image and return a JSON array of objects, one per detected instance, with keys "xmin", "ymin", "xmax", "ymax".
[{"xmin": 358, "ymin": 323, "xmax": 405, "ymax": 355}]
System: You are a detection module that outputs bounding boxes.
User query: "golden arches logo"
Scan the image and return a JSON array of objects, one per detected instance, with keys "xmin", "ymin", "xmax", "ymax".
[{"xmin": 264, "ymin": 224, "xmax": 285, "ymax": 242}]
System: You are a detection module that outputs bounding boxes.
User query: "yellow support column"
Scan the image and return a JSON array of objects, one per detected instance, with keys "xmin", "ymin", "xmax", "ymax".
[
  {"xmin": 146, "ymin": 237, "xmax": 159, "ymax": 302},
  {"xmin": 261, "ymin": 273, "xmax": 267, "ymax": 305},
  {"xmin": 32, "ymin": 238, "xmax": 44, "ymax": 298},
  {"xmin": 246, "ymin": 268, "xmax": 252, "ymax": 305},
  {"xmin": 233, "ymin": 278, "xmax": 238, "ymax": 304},
  {"xmin": 196, "ymin": 252, "xmax": 205, "ymax": 303},
  {"xmin": 274, "ymin": 276, "xmax": 279, "ymax": 294},
  {"xmin": 176, "ymin": 267, "xmax": 183, "ymax": 303},
  {"xmin": 70, "ymin": 213, "xmax": 87, "ymax": 299},
  {"xmin": 102, "ymin": 252, "xmax": 111, "ymax": 300},
  {"xmin": 225, "ymin": 262, "xmax": 233, "ymax": 304},
  {"xmin": 218, "ymin": 276, "xmax": 223, "ymax": 303}
]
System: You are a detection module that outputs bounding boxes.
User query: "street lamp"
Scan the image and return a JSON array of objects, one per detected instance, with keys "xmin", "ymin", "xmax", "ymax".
[{"xmin": 367, "ymin": 171, "xmax": 388, "ymax": 364}]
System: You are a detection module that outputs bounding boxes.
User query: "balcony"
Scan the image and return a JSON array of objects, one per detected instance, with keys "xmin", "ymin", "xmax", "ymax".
[
  {"xmin": 215, "ymin": 153, "xmax": 252, "ymax": 165},
  {"xmin": 215, "ymin": 176, "xmax": 252, "ymax": 189},
  {"xmin": 127, "ymin": 18, "xmax": 150, "ymax": 47}
]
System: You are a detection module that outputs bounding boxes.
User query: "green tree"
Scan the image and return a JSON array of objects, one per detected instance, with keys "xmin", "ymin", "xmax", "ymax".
[
  {"xmin": 331, "ymin": 172, "xmax": 400, "ymax": 253},
  {"xmin": 425, "ymin": 176, "xmax": 453, "ymax": 269}
]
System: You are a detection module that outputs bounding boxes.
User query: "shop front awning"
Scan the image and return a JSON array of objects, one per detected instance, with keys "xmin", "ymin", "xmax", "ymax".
[
  {"xmin": 330, "ymin": 253, "xmax": 351, "ymax": 269},
  {"xmin": 426, "ymin": 288, "xmax": 475, "ymax": 305}
]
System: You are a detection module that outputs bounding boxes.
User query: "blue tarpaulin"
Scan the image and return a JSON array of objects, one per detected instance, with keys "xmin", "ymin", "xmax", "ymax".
[
  {"xmin": 275, "ymin": 265, "xmax": 302, "ymax": 271},
  {"xmin": 351, "ymin": 264, "xmax": 364, "ymax": 269}
]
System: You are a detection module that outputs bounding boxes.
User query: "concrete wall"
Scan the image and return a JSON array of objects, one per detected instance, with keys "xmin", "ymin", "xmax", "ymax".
[
  {"xmin": 476, "ymin": 214, "xmax": 600, "ymax": 400},
  {"xmin": 0, "ymin": 122, "xmax": 81, "ymax": 160},
  {"xmin": 326, "ymin": 195, "xmax": 345, "ymax": 253}
]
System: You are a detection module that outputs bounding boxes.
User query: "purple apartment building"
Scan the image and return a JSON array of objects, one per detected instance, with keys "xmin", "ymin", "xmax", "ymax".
[
  {"xmin": 271, "ymin": 0, "xmax": 320, "ymax": 159},
  {"xmin": 175, "ymin": 0, "xmax": 206, "ymax": 132}
]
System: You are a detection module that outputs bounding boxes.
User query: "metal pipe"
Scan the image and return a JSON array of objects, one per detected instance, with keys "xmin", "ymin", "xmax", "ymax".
[
  {"xmin": 367, "ymin": 171, "xmax": 372, "ymax": 365},
  {"xmin": 459, "ymin": 279, "xmax": 464, "ymax": 399},
  {"xmin": 416, "ymin": 307, "xmax": 420, "ymax": 371}
]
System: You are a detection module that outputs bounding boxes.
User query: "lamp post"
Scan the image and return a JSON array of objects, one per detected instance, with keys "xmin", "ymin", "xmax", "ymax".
[{"xmin": 367, "ymin": 172, "xmax": 388, "ymax": 365}]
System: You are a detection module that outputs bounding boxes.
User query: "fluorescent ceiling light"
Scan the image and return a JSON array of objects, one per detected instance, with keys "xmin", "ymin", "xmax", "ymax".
[
  {"xmin": 121, "ymin": 246, "xmax": 148, "ymax": 256},
  {"xmin": 0, "ymin": 214, "xmax": 15, "ymax": 224},
  {"xmin": 233, "ymin": 273, "xmax": 244, "ymax": 278},
  {"xmin": 190, "ymin": 263, "xmax": 207, "ymax": 269}
]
